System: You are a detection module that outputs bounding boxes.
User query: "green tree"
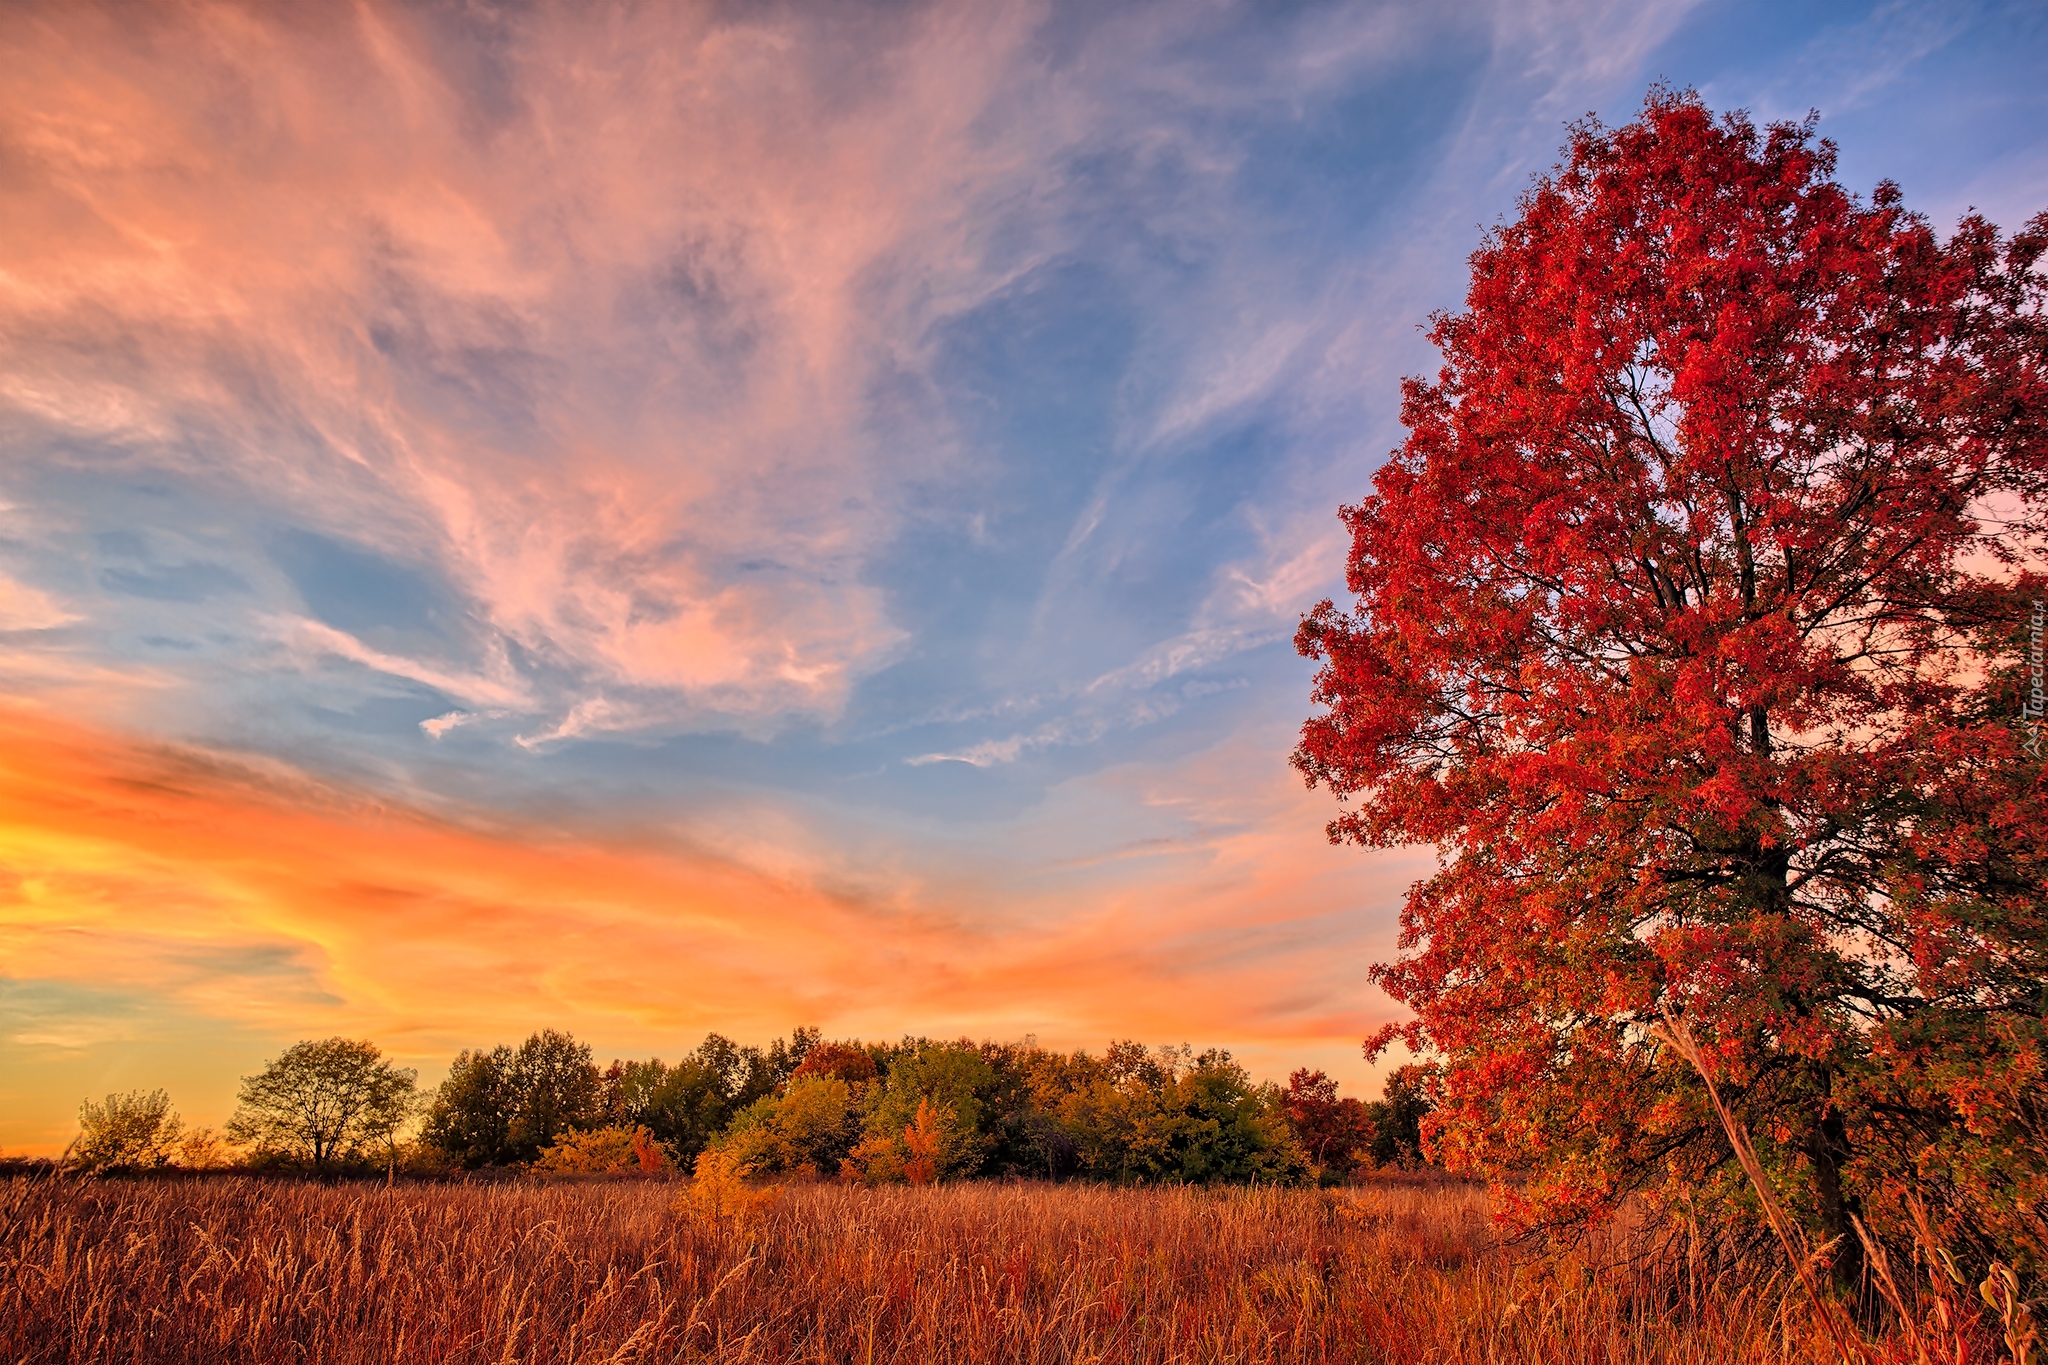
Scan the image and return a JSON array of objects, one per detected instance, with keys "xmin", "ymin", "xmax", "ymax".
[
  {"xmin": 692, "ymin": 1028, "xmax": 814, "ymax": 1112},
  {"xmin": 1364, "ymin": 1065, "xmax": 1432, "ymax": 1170},
  {"xmin": 1173, "ymin": 1054, "xmax": 1308, "ymax": 1184},
  {"xmin": 227, "ymin": 1038, "xmax": 417, "ymax": 1170},
  {"xmin": 600, "ymin": 1047, "xmax": 768, "ymax": 1163},
  {"xmin": 719, "ymin": 1076, "xmax": 866, "ymax": 1177},
  {"xmin": 70, "ymin": 1089, "xmax": 182, "ymax": 1173},
  {"xmin": 858, "ymin": 1041, "xmax": 1002, "ymax": 1180},
  {"xmin": 507, "ymin": 1029, "xmax": 601, "ymax": 1160},
  {"xmin": 1018, "ymin": 1041, "xmax": 1308, "ymax": 1185},
  {"xmin": 422, "ymin": 1045, "xmax": 518, "ymax": 1168}
]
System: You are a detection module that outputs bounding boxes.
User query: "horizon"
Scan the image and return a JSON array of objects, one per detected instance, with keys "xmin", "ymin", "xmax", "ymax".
[{"xmin": 4, "ymin": 0, "xmax": 2046, "ymax": 1155}]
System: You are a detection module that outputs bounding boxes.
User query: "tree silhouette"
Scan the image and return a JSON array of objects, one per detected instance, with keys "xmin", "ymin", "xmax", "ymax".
[{"xmin": 228, "ymin": 1038, "xmax": 417, "ymax": 1170}]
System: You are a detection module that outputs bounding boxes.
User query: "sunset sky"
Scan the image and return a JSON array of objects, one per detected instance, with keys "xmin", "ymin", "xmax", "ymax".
[{"xmin": 3, "ymin": 0, "xmax": 2044, "ymax": 1154}]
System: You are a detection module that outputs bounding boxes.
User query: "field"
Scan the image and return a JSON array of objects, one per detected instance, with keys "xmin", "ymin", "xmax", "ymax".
[{"xmin": 2, "ymin": 1172, "xmax": 1961, "ymax": 1365}]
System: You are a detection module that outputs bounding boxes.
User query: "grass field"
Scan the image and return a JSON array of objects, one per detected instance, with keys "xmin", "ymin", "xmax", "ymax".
[{"xmin": 0, "ymin": 1173, "xmax": 1977, "ymax": 1363}]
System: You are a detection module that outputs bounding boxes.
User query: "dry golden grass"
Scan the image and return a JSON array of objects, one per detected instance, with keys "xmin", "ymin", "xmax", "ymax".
[{"xmin": 0, "ymin": 1173, "xmax": 1964, "ymax": 1363}]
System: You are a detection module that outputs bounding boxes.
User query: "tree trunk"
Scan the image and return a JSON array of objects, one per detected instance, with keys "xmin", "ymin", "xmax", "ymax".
[{"xmin": 1807, "ymin": 1102, "xmax": 1866, "ymax": 1301}]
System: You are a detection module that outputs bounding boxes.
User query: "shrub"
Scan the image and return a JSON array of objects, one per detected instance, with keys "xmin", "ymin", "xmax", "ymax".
[
  {"xmin": 170, "ymin": 1126, "xmax": 240, "ymax": 1171},
  {"xmin": 70, "ymin": 1089, "xmax": 182, "ymax": 1173},
  {"xmin": 675, "ymin": 1149, "xmax": 780, "ymax": 1230},
  {"xmin": 718, "ymin": 1077, "xmax": 863, "ymax": 1178},
  {"xmin": 535, "ymin": 1125, "xmax": 672, "ymax": 1175}
]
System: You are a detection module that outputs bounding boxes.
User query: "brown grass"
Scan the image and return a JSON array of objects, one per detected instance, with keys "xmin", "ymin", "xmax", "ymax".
[{"xmin": 0, "ymin": 1173, "xmax": 1963, "ymax": 1363}]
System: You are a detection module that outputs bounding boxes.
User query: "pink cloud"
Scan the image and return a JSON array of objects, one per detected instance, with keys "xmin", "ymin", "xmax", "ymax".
[{"xmin": 0, "ymin": 0, "xmax": 1086, "ymax": 734}]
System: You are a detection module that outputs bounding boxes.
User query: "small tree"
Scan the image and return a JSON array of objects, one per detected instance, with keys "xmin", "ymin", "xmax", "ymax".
[
  {"xmin": 227, "ymin": 1038, "xmax": 418, "ymax": 1170},
  {"xmin": 1364, "ymin": 1065, "xmax": 1432, "ymax": 1170},
  {"xmin": 1282, "ymin": 1070, "xmax": 1377, "ymax": 1177},
  {"xmin": 71, "ymin": 1089, "xmax": 181, "ymax": 1172}
]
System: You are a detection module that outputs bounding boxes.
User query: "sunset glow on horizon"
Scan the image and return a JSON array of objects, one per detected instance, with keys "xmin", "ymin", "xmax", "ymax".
[{"xmin": 4, "ymin": 0, "xmax": 2045, "ymax": 1153}]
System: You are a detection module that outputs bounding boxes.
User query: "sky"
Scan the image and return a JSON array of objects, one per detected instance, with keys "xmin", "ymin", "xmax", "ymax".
[{"xmin": 2, "ymin": 0, "xmax": 2045, "ymax": 1154}]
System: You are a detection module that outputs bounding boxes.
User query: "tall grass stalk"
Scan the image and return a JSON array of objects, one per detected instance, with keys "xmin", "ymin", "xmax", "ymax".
[
  {"xmin": 1659, "ymin": 1008, "xmax": 1865, "ymax": 1363},
  {"xmin": 1659, "ymin": 1009, "xmax": 2035, "ymax": 1365}
]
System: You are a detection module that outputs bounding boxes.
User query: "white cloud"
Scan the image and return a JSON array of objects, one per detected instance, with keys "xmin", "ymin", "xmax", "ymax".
[
  {"xmin": 514, "ymin": 697, "xmax": 629, "ymax": 750},
  {"xmin": 0, "ymin": 575, "xmax": 76, "ymax": 631},
  {"xmin": 270, "ymin": 616, "xmax": 532, "ymax": 711},
  {"xmin": 418, "ymin": 710, "xmax": 472, "ymax": 739}
]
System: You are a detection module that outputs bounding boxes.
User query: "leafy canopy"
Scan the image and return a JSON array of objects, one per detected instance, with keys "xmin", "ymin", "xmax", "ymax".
[
  {"xmin": 71, "ymin": 1089, "xmax": 181, "ymax": 1173},
  {"xmin": 1296, "ymin": 89, "xmax": 2048, "ymax": 1275},
  {"xmin": 228, "ymin": 1037, "xmax": 418, "ymax": 1170}
]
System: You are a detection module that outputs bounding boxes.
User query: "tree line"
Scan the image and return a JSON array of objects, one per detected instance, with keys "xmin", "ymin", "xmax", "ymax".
[{"xmin": 64, "ymin": 1028, "xmax": 1429, "ymax": 1186}]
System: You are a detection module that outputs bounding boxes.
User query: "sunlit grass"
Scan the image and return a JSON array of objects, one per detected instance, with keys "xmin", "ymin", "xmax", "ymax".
[{"xmin": 0, "ymin": 1174, "xmax": 1965, "ymax": 1362}]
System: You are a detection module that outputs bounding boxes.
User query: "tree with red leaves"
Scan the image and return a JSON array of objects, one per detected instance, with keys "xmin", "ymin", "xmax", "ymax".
[
  {"xmin": 1297, "ymin": 90, "xmax": 2048, "ymax": 1279},
  {"xmin": 1282, "ymin": 1069, "xmax": 1378, "ymax": 1178},
  {"xmin": 787, "ymin": 1041, "xmax": 880, "ymax": 1087}
]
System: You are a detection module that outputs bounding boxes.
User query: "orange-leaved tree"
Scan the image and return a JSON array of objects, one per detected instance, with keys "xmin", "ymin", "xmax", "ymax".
[
  {"xmin": 1282, "ymin": 1069, "xmax": 1377, "ymax": 1177},
  {"xmin": 1296, "ymin": 89, "xmax": 2047, "ymax": 1281}
]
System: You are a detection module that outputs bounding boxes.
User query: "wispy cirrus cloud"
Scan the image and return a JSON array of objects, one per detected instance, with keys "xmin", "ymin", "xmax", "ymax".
[
  {"xmin": 0, "ymin": 0, "xmax": 1501, "ymax": 750},
  {"xmin": 0, "ymin": 0, "xmax": 1055, "ymax": 737}
]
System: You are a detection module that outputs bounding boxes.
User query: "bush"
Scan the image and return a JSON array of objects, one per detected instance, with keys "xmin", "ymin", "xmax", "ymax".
[
  {"xmin": 534, "ymin": 1126, "xmax": 671, "ymax": 1175},
  {"xmin": 70, "ymin": 1090, "xmax": 182, "ymax": 1173},
  {"xmin": 170, "ymin": 1126, "xmax": 240, "ymax": 1171},
  {"xmin": 718, "ymin": 1078, "xmax": 864, "ymax": 1178},
  {"xmin": 675, "ymin": 1149, "xmax": 781, "ymax": 1229}
]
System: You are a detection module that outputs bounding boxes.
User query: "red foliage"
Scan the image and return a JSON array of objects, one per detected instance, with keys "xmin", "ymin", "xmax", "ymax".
[
  {"xmin": 1297, "ymin": 89, "xmax": 2048, "ymax": 1276},
  {"xmin": 788, "ymin": 1042, "xmax": 879, "ymax": 1087},
  {"xmin": 1283, "ymin": 1069, "xmax": 1377, "ymax": 1174},
  {"xmin": 904, "ymin": 1099, "xmax": 943, "ymax": 1187},
  {"xmin": 631, "ymin": 1127, "xmax": 669, "ymax": 1173}
]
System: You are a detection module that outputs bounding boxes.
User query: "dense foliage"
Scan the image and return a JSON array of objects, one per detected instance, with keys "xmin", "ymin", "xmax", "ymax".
[
  {"xmin": 416, "ymin": 1029, "xmax": 1418, "ymax": 1186},
  {"xmin": 1297, "ymin": 89, "xmax": 2048, "ymax": 1282},
  {"xmin": 423, "ymin": 1028, "xmax": 616, "ymax": 1166},
  {"xmin": 69, "ymin": 1090, "xmax": 182, "ymax": 1174}
]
